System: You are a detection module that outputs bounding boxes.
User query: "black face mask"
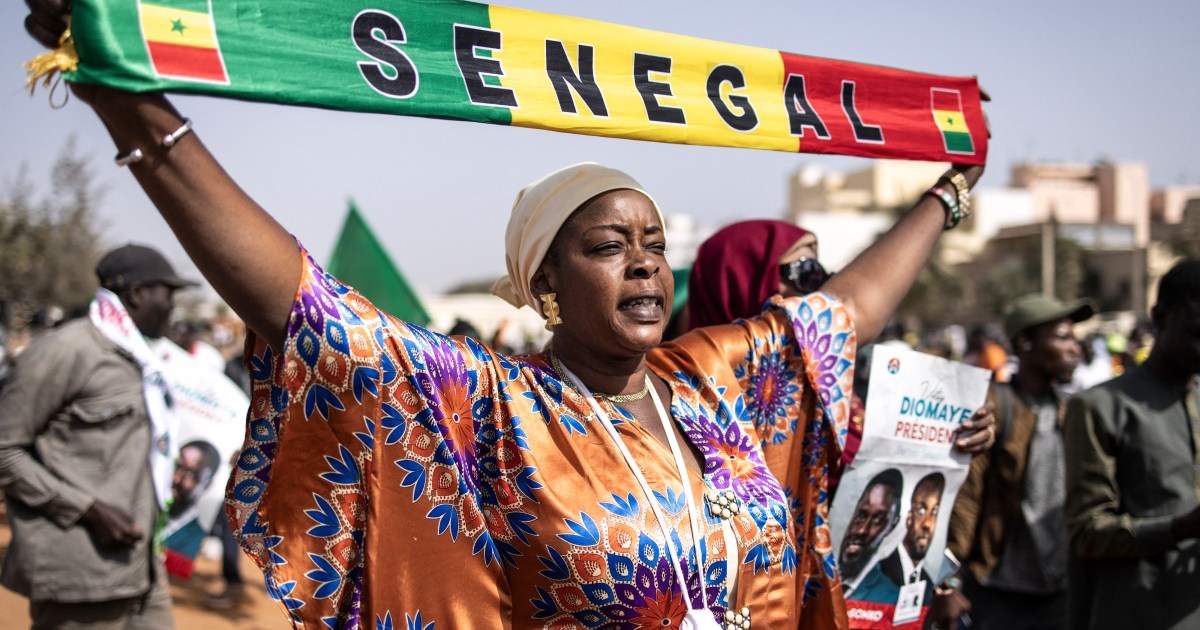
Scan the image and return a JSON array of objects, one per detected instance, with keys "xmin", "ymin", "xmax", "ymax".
[{"xmin": 779, "ymin": 257, "xmax": 831, "ymax": 295}]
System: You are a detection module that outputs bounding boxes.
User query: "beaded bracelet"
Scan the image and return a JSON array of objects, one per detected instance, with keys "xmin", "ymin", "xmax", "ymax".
[
  {"xmin": 928, "ymin": 184, "xmax": 962, "ymax": 230},
  {"xmin": 114, "ymin": 118, "xmax": 194, "ymax": 167}
]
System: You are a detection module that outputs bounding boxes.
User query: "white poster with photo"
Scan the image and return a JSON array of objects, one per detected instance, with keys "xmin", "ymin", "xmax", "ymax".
[
  {"xmin": 830, "ymin": 346, "xmax": 990, "ymax": 629},
  {"xmin": 151, "ymin": 339, "xmax": 249, "ymax": 578}
]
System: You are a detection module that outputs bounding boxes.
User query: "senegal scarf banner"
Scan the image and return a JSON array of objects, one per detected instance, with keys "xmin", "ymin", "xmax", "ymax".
[{"xmin": 59, "ymin": 0, "xmax": 987, "ymax": 163}]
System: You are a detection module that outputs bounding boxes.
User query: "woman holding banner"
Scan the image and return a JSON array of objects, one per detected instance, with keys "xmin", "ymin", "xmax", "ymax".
[
  {"xmin": 684, "ymin": 219, "xmax": 997, "ymax": 486},
  {"xmin": 24, "ymin": 3, "xmax": 986, "ymax": 629}
]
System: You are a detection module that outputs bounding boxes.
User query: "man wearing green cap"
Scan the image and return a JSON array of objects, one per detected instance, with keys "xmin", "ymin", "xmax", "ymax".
[
  {"xmin": 930, "ymin": 293, "xmax": 1094, "ymax": 630},
  {"xmin": 1064, "ymin": 257, "xmax": 1200, "ymax": 630}
]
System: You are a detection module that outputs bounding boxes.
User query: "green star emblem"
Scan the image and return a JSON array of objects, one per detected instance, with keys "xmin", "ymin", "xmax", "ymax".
[
  {"xmin": 946, "ymin": 115, "xmax": 955, "ymax": 125},
  {"xmin": 170, "ymin": 18, "xmax": 187, "ymax": 34}
]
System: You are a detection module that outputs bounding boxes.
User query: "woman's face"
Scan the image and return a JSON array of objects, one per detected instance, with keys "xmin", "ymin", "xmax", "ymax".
[
  {"xmin": 539, "ymin": 189, "xmax": 673, "ymax": 358},
  {"xmin": 776, "ymin": 240, "xmax": 819, "ymax": 298}
]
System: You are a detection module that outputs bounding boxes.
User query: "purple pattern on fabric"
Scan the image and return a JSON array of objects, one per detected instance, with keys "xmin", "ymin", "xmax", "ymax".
[
  {"xmin": 675, "ymin": 403, "xmax": 785, "ymax": 506},
  {"xmin": 228, "ymin": 246, "xmax": 858, "ymax": 628}
]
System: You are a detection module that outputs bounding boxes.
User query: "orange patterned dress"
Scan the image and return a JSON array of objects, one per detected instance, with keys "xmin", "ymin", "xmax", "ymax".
[{"xmin": 228, "ymin": 247, "xmax": 855, "ymax": 629}]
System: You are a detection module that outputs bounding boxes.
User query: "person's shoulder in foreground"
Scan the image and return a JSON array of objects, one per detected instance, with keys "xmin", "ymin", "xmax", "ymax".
[{"xmin": 1063, "ymin": 257, "xmax": 1200, "ymax": 630}]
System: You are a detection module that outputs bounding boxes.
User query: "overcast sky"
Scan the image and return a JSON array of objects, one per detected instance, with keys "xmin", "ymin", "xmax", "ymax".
[{"xmin": 3, "ymin": 0, "xmax": 1199, "ymax": 293}]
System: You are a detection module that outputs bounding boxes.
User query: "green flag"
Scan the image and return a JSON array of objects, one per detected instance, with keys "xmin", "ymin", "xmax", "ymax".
[
  {"xmin": 327, "ymin": 202, "xmax": 430, "ymax": 326},
  {"xmin": 671, "ymin": 266, "xmax": 691, "ymax": 319}
]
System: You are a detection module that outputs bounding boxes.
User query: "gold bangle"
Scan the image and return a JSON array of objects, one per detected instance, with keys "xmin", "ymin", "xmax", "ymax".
[
  {"xmin": 942, "ymin": 168, "xmax": 973, "ymax": 222},
  {"xmin": 944, "ymin": 169, "xmax": 968, "ymax": 192}
]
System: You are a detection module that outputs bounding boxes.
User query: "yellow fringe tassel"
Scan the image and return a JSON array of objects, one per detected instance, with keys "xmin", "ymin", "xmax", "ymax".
[{"xmin": 24, "ymin": 25, "xmax": 79, "ymax": 95}]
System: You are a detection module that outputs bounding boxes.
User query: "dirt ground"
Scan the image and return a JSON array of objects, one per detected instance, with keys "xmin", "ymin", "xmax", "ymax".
[{"xmin": 0, "ymin": 500, "xmax": 288, "ymax": 630}]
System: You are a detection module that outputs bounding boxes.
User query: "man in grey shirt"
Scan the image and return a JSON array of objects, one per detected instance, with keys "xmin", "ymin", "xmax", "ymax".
[
  {"xmin": 934, "ymin": 293, "xmax": 1094, "ymax": 630},
  {"xmin": 1065, "ymin": 257, "xmax": 1200, "ymax": 630},
  {"xmin": 0, "ymin": 244, "xmax": 193, "ymax": 628}
]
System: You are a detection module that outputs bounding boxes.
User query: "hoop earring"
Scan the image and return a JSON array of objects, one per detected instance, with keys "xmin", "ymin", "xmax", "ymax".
[{"xmin": 540, "ymin": 292, "xmax": 563, "ymax": 331}]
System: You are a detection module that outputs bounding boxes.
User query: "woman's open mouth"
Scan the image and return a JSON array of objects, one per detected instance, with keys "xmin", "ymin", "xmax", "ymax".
[{"xmin": 618, "ymin": 295, "xmax": 664, "ymax": 320}]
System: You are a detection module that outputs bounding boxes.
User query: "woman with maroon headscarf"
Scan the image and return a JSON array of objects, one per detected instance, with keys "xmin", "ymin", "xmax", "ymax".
[
  {"xmin": 685, "ymin": 219, "xmax": 995, "ymax": 486},
  {"xmin": 688, "ymin": 220, "xmax": 820, "ymax": 329}
]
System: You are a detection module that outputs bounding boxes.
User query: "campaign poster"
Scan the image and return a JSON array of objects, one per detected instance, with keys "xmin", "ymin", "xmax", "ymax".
[
  {"xmin": 830, "ymin": 346, "xmax": 990, "ymax": 629},
  {"xmin": 152, "ymin": 339, "xmax": 249, "ymax": 578}
]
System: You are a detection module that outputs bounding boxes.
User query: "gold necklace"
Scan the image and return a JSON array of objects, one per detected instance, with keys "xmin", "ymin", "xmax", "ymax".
[
  {"xmin": 550, "ymin": 354, "xmax": 651, "ymax": 404},
  {"xmin": 597, "ymin": 383, "xmax": 651, "ymax": 404}
]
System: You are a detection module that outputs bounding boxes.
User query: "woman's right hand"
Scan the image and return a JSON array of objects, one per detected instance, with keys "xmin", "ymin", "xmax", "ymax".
[
  {"xmin": 25, "ymin": 0, "xmax": 112, "ymax": 106},
  {"xmin": 24, "ymin": 0, "xmax": 67, "ymax": 49},
  {"xmin": 23, "ymin": 0, "xmax": 301, "ymax": 351}
]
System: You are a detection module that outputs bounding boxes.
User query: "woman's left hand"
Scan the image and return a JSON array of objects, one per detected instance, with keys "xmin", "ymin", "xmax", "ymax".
[{"xmin": 954, "ymin": 404, "xmax": 996, "ymax": 455}]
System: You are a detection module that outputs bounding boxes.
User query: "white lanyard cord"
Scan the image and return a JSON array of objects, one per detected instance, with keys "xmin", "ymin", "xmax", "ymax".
[
  {"xmin": 648, "ymin": 377, "xmax": 711, "ymax": 609},
  {"xmin": 557, "ymin": 362, "xmax": 710, "ymax": 612}
]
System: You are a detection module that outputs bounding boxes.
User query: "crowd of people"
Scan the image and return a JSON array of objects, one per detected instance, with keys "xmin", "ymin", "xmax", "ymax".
[
  {"xmin": 3, "ymin": 245, "xmax": 1196, "ymax": 630},
  {"xmin": 3, "ymin": 2, "xmax": 1198, "ymax": 629}
]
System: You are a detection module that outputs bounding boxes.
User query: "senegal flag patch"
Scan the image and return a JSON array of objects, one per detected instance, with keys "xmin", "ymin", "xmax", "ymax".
[
  {"xmin": 931, "ymin": 88, "xmax": 974, "ymax": 155},
  {"xmin": 138, "ymin": 0, "xmax": 229, "ymax": 84}
]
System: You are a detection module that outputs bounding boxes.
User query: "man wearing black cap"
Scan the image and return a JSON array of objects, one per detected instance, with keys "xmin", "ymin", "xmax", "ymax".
[
  {"xmin": 1065, "ymin": 258, "xmax": 1200, "ymax": 630},
  {"xmin": 930, "ymin": 293, "xmax": 1094, "ymax": 630},
  {"xmin": 0, "ymin": 243, "xmax": 194, "ymax": 628}
]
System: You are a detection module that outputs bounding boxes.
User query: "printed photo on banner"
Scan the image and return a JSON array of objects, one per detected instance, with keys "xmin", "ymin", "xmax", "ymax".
[
  {"xmin": 151, "ymin": 338, "xmax": 248, "ymax": 578},
  {"xmin": 830, "ymin": 346, "xmax": 989, "ymax": 629}
]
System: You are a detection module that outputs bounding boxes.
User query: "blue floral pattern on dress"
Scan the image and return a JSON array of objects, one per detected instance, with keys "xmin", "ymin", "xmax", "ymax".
[{"xmin": 228, "ymin": 246, "xmax": 855, "ymax": 628}]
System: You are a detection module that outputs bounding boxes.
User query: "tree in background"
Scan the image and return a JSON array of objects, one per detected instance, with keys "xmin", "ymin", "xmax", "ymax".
[
  {"xmin": 1054, "ymin": 237, "xmax": 1087, "ymax": 302},
  {"xmin": 897, "ymin": 254, "xmax": 965, "ymax": 329},
  {"xmin": 979, "ymin": 236, "xmax": 1086, "ymax": 315},
  {"xmin": 0, "ymin": 138, "xmax": 107, "ymax": 332},
  {"xmin": 883, "ymin": 197, "xmax": 965, "ymax": 328}
]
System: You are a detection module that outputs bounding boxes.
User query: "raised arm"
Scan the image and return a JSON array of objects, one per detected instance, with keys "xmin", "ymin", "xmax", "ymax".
[
  {"xmin": 26, "ymin": 6, "xmax": 299, "ymax": 350},
  {"xmin": 820, "ymin": 164, "xmax": 984, "ymax": 344}
]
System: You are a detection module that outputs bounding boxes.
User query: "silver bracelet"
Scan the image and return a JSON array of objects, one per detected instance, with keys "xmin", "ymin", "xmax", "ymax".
[
  {"xmin": 163, "ymin": 118, "xmax": 194, "ymax": 147},
  {"xmin": 114, "ymin": 148, "xmax": 144, "ymax": 167},
  {"xmin": 113, "ymin": 118, "xmax": 194, "ymax": 167}
]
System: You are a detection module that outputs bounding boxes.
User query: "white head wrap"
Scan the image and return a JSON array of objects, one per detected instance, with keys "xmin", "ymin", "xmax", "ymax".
[{"xmin": 491, "ymin": 163, "xmax": 665, "ymax": 312}]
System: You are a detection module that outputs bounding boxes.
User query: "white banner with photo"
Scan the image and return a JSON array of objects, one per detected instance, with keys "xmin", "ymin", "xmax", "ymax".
[
  {"xmin": 151, "ymin": 338, "xmax": 248, "ymax": 578},
  {"xmin": 830, "ymin": 346, "xmax": 990, "ymax": 629}
]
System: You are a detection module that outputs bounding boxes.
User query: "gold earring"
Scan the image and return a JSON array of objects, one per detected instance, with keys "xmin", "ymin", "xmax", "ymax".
[{"xmin": 540, "ymin": 292, "xmax": 563, "ymax": 331}]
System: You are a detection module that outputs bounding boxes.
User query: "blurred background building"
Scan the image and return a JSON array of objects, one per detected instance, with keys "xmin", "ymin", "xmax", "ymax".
[
  {"xmin": 3, "ymin": 155, "xmax": 1196, "ymax": 354},
  {"xmin": 780, "ymin": 158, "xmax": 1196, "ymax": 335}
]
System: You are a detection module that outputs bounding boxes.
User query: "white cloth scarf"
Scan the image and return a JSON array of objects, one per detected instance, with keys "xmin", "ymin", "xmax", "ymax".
[
  {"xmin": 491, "ymin": 162, "xmax": 666, "ymax": 312},
  {"xmin": 89, "ymin": 288, "xmax": 177, "ymax": 510}
]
